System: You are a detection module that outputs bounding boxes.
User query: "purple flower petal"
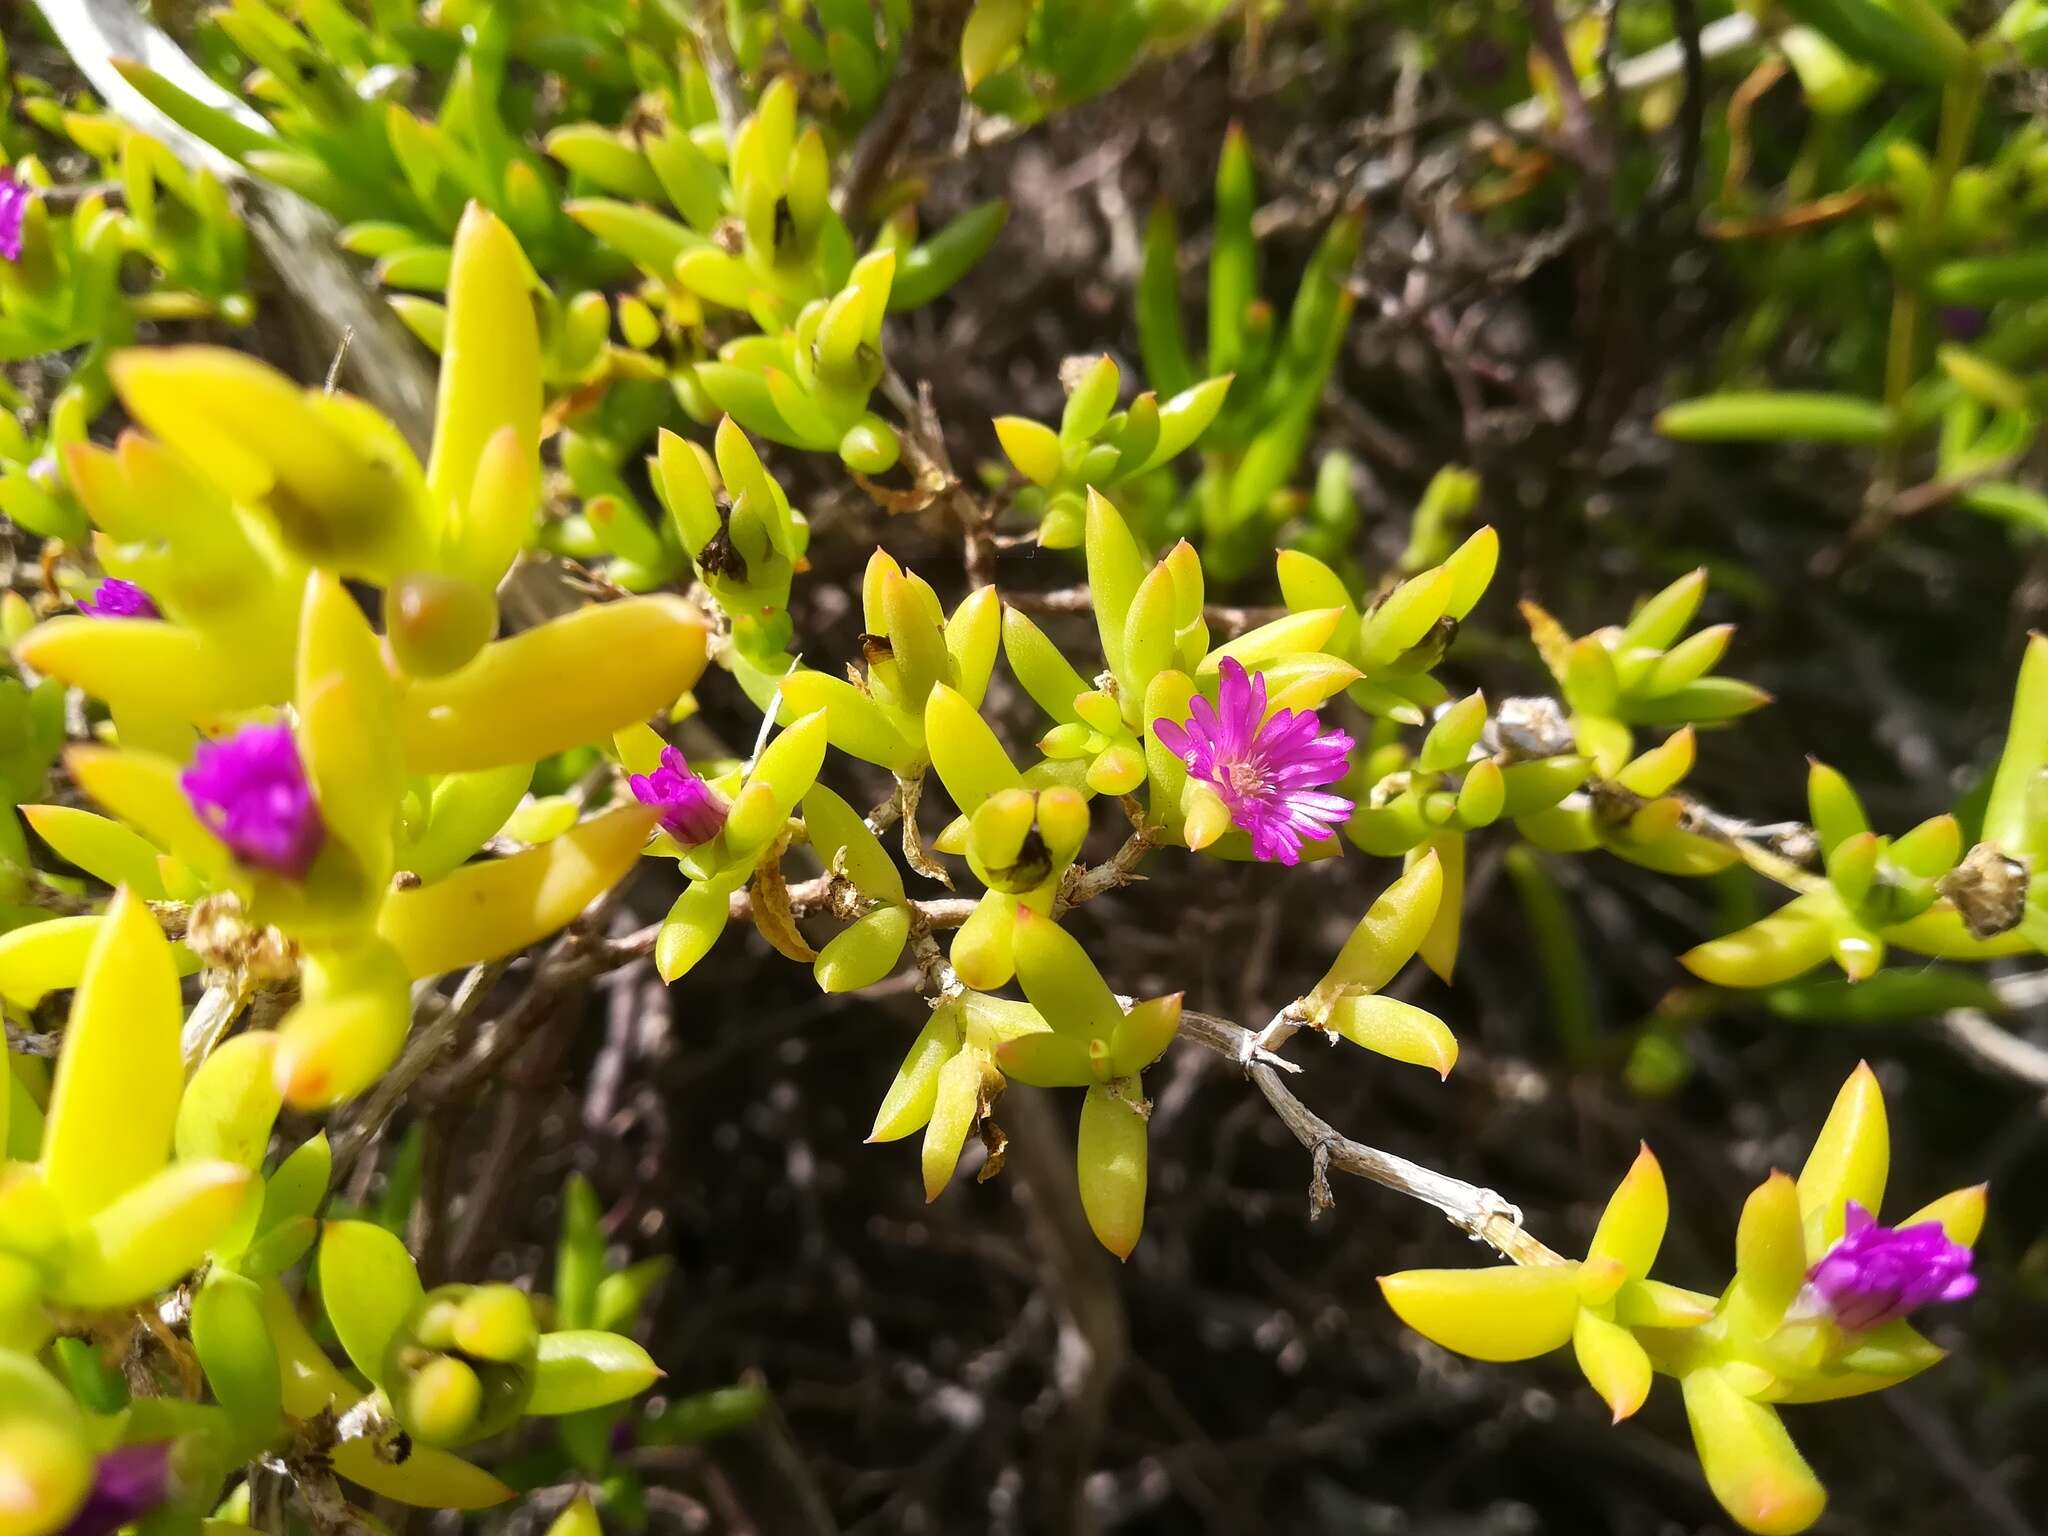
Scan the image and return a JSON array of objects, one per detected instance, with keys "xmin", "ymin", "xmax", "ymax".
[
  {"xmin": 181, "ymin": 723, "xmax": 326, "ymax": 879},
  {"xmin": 1801, "ymin": 1201, "xmax": 1977, "ymax": 1334},
  {"xmin": 0, "ymin": 172, "xmax": 29, "ymax": 263},
  {"xmin": 60, "ymin": 1443, "xmax": 173, "ymax": 1536},
  {"xmin": 1152, "ymin": 657, "xmax": 1355, "ymax": 866},
  {"xmin": 629, "ymin": 746, "xmax": 728, "ymax": 847},
  {"xmin": 78, "ymin": 579, "xmax": 159, "ymax": 620}
]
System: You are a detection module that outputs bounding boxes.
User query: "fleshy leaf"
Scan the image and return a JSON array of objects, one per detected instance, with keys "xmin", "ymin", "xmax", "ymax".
[
  {"xmin": 870, "ymin": 1005, "xmax": 963, "ymax": 1142},
  {"xmin": 1077, "ymin": 1081, "xmax": 1147, "ymax": 1259},
  {"xmin": 1680, "ymin": 1368, "xmax": 1827, "ymax": 1536},
  {"xmin": 379, "ymin": 805, "xmax": 659, "ymax": 977},
  {"xmin": 1323, "ymin": 995, "xmax": 1457, "ymax": 1077},
  {"xmin": 1307, "ymin": 852, "xmax": 1442, "ymax": 1012},
  {"xmin": 1732, "ymin": 1172, "xmax": 1808, "ymax": 1333},
  {"xmin": 1795, "ymin": 1062, "xmax": 1889, "ymax": 1253},
  {"xmin": 1588, "ymin": 1145, "xmax": 1668, "ymax": 1279},
  {"xmin": 527, "ymin": 1331, "xmax": 662, "ymax": 1415},
  {"xmin": 1012, "ymin": 908, "xmax": 1124, "ymax": 1039},
  {"xmin": 401, "ymin": 598, "xmax": 708, "ymax": 773},
  {"xmin": 54, "ymin": 1160, "xmax": 255, "ymax": 1307},
  {"xmin": 317, "ymin": 1220, "xmax": 425, "ymax": 1389},
  {"xmin": 1378, "ymin": 1263, "xmax": 1583, "ymax": 1361},
  {"xmin": 925, "ymin": 684, "xmax": 1022, "ymax": 814},
  {"xmin": 39, "ymin": 889, "xmax": 183, "ymax": 1220},
  {"xmin": 1573, "ymin": 1309, "xmax": 1652, "ymax": 1423},
  {"xmin": 813, "ymin": 907, "xmax": 909, "ymax": 993}
]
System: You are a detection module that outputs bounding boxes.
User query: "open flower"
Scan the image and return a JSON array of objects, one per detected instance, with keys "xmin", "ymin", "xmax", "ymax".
[
  {"xmin": 181, "ymin": 722, "xmax": 326, "ymax": 879},
  {"xmin": 1802, "ymin": 1201, "xmax": 1976, "ymax": 1333},
  {"xmin": 1153, "ymin": 657, "xmax": 1354, "ymax": 864},
  {"xmin": 0, "ymin": 171, "xmax": 28, "ymax": 262},
  {"xmin": 629, "ymin": 745, "xmax": 728, "ymax": 847},
  {"xmin": 78, "ymin": 578, "xmax": 159, "ymax": 620}
]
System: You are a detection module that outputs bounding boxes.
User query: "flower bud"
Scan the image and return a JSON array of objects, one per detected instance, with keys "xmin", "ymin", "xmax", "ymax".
[
  {"xmin": 385, "ymin": 1285, "xmax": 537, "ymax": 1448},
  {"xmin": 388, "ymin": 572, "xmax": 498, "ymax": 680}
]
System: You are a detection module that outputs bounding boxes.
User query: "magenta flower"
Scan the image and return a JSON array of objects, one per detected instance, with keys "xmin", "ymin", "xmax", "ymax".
[
  {"xmin": 1802, "ymin": 1202, "xmax": 1976, "ymax": 1333},
  {"xmin": 60, "ymin": 1444, "xmax": 172, "ymax": 1536},
  {"xmin": 630, "ymin": 746, "xmax": 728, "ymax": 847},
  {"xmin": 0, "ymin": 171, "xmax": 28, "ymax": 262},
  {"xmin": 181, "ymin": 723, "xmax": 326, "ymax": 879},
  {"xmin": 78, "ymin": 578, "xmax": 160, "ymax": 620},
  {"xmin": 1153, "ymin": 657, "xmax": 1355, "ymax": 865}
]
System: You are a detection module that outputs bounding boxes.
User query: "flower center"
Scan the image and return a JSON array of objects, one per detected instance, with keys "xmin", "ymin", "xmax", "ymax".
[{"xmin": 1227, "ymin": 760, "xmax": 1265, "ymax": 795}]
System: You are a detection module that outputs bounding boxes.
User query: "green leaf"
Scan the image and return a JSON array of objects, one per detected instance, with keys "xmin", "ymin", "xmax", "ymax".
[
  {"xmin": 1656, "ymin": 392, "xmax": 1891, "ymax": 443},
  {"xmin": 1588, "ymin": 1146, "xmax": 1668, "ymax": 1278},
  {"xmin": 1308, "ymin": 853, "xmax": 1442, "ymax": 1012},
  {"xmin": 869, "ymin": 1004, "xmax": 963, "ymax": 1143},
  {"xmin": 1378, "ymin": 1263, "xmax": 1582, "ymax": 1362},
  {"xmin": 1136, "ymin": 203, "xmax": 1196, "ymax": 398},
  {"xmin": 317, "ymin": 1219, "xmax": 426, "ymax": 1389},
  {"xmin": 1983, "ymin": 633, "xmax": 2048, "ymax": 855},
  {"xmin": 925, "ymin": 685, "xmax": 1021, "ymax": 814},
  {"xmin": 1207, "ymin": 126, "xmax": 1256, "ymax": 377},
  {"xmin": 1012, "ymin": 907, "xmax": 1124, "ymax": 1039},
  {"xmin": 527, "ymin": 1331, "xmax": 663, "ymax": 1415},
  {"xmin": 1084, "ymin": 491, "xmax": 1148, "ymax": 679},
  {"xmin": 1077, "ymin": 1082, "xmax": 1147, "ymax": 1260},
  {"xmin": 55, "ymin": 1160, "xmax": 254, "ymax": 1307},
  {"xmin": 192, "ymin": 1269, "xmax": 283, "ymax": 1438},
  {"xmin": 1928, "ymin": 253, "xmax": 2048, "ymax": 305},
  {"xmin": 1795, "ymin": 1062, "xmax": 1888, "ymax": 1252},
  {"xmin": 1002, "ymin": 608, "xmax": 1090, "ymax": 725},
  {"xmin": 813, "ymin": 907, "xmax": 910, "ymax": 993},
  {"xmin": 803, "ymin": 784, "xmax": 904, "ymax": 903},
  {"xmin": 890, "ymin": 200, "xmax": 1008, "ymax": 310},
  {"xmin": 1731, "ymin": 1172, "xmax": 1808, "ymax": 1333},
  {"xmin": 1324, "ymin": 994, "xmax": 1458, "ymax": 1078},
  {"xmin": 39, "ymin": 890, "xmax": 183, "ymax": 1220},
  {"xmin": 1680, "ymin": 1368, "xmax": 1826, "ymax": 1536},
  {"xmin": 16, "ymin": 806, "xmax": 167, "ymax": 898},
  {"xmin": 175, "ymin": 1032, "xmax": 283, "ymax": 1170},
  {"xmin": 995, "ymin": 1031, "xmax": 1093, "ymax": 1087}
]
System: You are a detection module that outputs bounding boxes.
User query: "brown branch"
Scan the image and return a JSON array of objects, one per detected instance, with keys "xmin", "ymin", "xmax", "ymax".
[
  {"xmin": 1175, "ymin": 1009, "xmax": 1567, "ymax": 1265},
  {"xmin": 1522, "ymin": 0, "xmax": 1614, "ymax": 182}
]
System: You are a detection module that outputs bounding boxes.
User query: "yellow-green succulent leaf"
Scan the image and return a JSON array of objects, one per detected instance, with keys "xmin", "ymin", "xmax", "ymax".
[
  {"xmin": 1732, "ymin": 1172, "xmax": 1809, "ymax": 1333},
  {"xmin": 54, "ymin": 1159, "xmax": 255, "ymax": 1307},
  {"xmin": 1012, "ymin": 906, "xmax": 1124, "ymax": 1039},
  {"xmin": 175, "ymin": 1031, "xmax": 283, "ymax": 1170},
  {"xmin": 1377, "ymin": 1263, "xmax": 1583, "ymax": 1361},
  {"xmin": 429, "ymin": 205, "xmax": 542, "ymax": 568},
  {"xmin": 1588, "ymin": 1144, "xmax": 1669, "ymax": 1279},
  {"xmin": 870, "ymin": 1004, "xmax": 964, "ymax": 1143},
  {"xmin": 1323, "ymin": 994, "xmax": 1458, "ymax": 1078},
  {"xmin": 1307, "ymin": 851, "xmax": 1442, "ymax": 1012},
  {"xmin": 814, "ymin": 906, "xmax": 910, "ymax": 993},
  {"xmin": 318, "ymin": 1219, "xmax": 426, "ymax": 1388},
  {"xmin": 1077, "ymin": 1081, "xmax": 1147, "ymax": 1260},
  {"xmin": 380, "ymin": 804, "xmax": 661, "ymax": 978},
  {"xmin": 926, "ymin": 684, "xmax": 1022, "ymax": 814},
  {"xmin": 527, "ymin": 1330, "xmax": 662, "ymax": 1415},
  {"xmin": 1897, "ymin": 1184, "xmax": 1986, "ymax": 1247},
  {"xmin": 39, "ymin": 888, "xmax": 183, "ymax": 1219},
  {"xmin": 1679, "ymin": 1367, "xmax": 1827, "ymax": 1536},
  {"xmin": 401, "ymin": 598, "xmax": 709, "ymax": 774},
  {"xmin": 16, "ymin": 805, "xmax": 169, "ymax": 898},
  {"xmin": 1573, "ymin": 1308, "xmax": 1653, "ymax": 1423},
  {"xmin": 803, "ymin": 783, "xmax": 904, "ymax": 904},
  {"xmin": 1794, "ymin": 1061, "xmax": 1889, "ymax": 1253}
]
